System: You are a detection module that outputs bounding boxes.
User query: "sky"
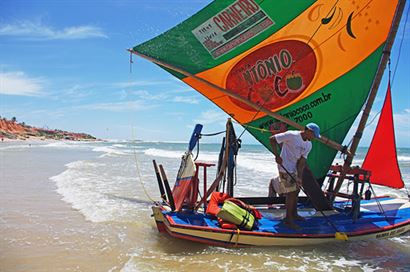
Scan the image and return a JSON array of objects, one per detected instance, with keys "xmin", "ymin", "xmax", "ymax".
[{"xmin": 0, "ymin": 0, "xmax": 409, "ymax": 147}]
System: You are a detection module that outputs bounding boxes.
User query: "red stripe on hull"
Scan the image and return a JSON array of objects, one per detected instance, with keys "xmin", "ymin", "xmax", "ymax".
[{"xmin": 155, "ymin": 221, "xmax": 166, "ymax": 232}]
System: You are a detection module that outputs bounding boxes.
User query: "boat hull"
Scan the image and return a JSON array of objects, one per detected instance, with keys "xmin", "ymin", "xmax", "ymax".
[{"xmin": 152, "ymin": 197, "xmax": 410, "ymax": 247}]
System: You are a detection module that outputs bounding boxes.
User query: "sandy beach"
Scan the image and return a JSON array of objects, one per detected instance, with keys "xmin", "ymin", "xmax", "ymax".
[{"xmin": 0, "ymin": 141, "xmax": 134, "ymax": 271}]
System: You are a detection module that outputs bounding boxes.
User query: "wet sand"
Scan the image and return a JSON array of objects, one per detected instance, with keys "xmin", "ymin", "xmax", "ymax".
[{"xmin": 0, "ymin": 142, "xmax": 133, "ymax": 271}]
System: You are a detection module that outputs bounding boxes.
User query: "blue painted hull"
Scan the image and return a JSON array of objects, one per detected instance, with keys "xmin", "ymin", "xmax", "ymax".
[{"xmin": 152, "ymin": 197, "xmax": 410, "ymax": 246}]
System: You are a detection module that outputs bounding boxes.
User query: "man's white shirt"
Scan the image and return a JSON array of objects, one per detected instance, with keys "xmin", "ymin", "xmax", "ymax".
[{"xmin": 274, "ymin": 130, "xmax": 312, "ymax": 173}]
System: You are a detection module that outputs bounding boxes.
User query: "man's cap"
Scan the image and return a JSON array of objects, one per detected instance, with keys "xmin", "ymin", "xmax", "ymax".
[{"xmin": 306, "ymin": 123, "xmax": 320, "ymax": 138}]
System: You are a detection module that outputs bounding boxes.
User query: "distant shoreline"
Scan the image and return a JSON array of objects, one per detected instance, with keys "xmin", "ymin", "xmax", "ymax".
[
  {"xmin": 0, "ymin": 117, "xmax": 98, "ymax": 142},
  {"xmin": 0, "ymin": 136, "xmax": 101, "ymax": 143}
]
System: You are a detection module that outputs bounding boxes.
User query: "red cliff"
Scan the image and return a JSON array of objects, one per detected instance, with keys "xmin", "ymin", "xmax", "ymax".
[{"xmin": 0, "ymin": 118, "xmax": 96, "ymax": 141}]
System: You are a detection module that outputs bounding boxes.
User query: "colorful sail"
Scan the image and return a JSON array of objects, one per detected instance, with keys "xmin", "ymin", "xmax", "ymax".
[
  {"xmin": 362, "ymin": 83, "xmax": 404, "ymax": 189},
  {"xmin": 132, "ymin": 0, "xmax": 400, "ymax": 179}
]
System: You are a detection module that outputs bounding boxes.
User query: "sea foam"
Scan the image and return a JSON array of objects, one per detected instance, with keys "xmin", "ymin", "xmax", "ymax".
[
  {"xmin": 50, "ymin": 159, "xmax": 150, "ymax": 223},
  {"xmin": 92, "ymin": 146, "xmax": 128, "ymax": 157}
]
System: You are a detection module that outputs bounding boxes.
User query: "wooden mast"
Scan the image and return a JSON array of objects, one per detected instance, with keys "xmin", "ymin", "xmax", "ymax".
[
  {"xmin": 128, "ymin": 49, "xmax": 346, "ymax": 153},
  {"xmin": 333, "ymin": 0, "xmax": 407, "ymax": 195}
]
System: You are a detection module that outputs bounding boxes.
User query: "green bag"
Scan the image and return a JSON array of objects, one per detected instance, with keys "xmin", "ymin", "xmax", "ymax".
[{"xmin": 217, "ymin": 200, "xmax": 255, "ymax": 230}]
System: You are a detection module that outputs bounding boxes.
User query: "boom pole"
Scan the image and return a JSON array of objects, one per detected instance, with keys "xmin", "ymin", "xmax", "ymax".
[{"xmin": 128, "ymin": 49, "xmax": 347, "ymax": 154}]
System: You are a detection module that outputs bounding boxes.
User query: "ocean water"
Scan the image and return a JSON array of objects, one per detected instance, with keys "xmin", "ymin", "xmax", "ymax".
[{"xmin": 1, "ymin": 140, "xmax": 409, "ymax": 271}]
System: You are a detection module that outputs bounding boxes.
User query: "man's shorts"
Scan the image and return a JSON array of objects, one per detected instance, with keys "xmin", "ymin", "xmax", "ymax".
[{"xmin": 271, "ymin": 172, "xmax": 298, "ymax": 195}]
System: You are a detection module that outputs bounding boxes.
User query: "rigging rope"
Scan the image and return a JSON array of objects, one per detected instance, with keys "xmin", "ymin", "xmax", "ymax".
[
  {"xmin": 368, "ymin": 183, "xmax": 390, "ymax": 223},
  {"xmin": 341, "ymin": 181, "xmax": 353, "ymax": 210},
  {"xmin": 306, "ymin": 0, "xmax": 340, "ymax": 46},
  {"xmin": 127, "ymin": 58, "xmax": 156, "ymax": 202},
  {"xmin": 129, "ymin": 51, "xmax": 133, "ymax": 74},
  {"xmin": 127, "ymin": 56, "xmax": 156, "ymax": 203},
  {"xmin": 200, "ymin": 130, "xmax": 226, "ymax": 137},
  {"xmin": 359, "ymin": 57, "xmax": 393, "ymax": 133},
  {"xmin": 392, "ymin": 2, "xmax": 409, "ymax": 86},
  {"xmin": 132, "ymin": 144, "xmax": 156, "ymax": 203},
  {"xmin": 404, "ymin": 186, "xmax": 410, "ymax": 200},
  {"xmin": 234, "ymin": 121, "xmax": 271, "ymax": 134},
  {"xmin": 130, "ymin": 129, "xmax": 156, "ymax": 203},
  {"xmin": 194, "ymin": 137, "xmax": 200, "ymax": 161}
]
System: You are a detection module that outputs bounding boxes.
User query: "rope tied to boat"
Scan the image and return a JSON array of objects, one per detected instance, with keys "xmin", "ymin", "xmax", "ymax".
[
  {"xmin": 133, "ymin": 145, "xmax": 156, "ymax": 203},
  {"xmin": 229, "ymin": 228, "xmax": 241, "ymax": 247},
  {"xmin": 130, "ymin": 128, "xmax": 156, "ymax": 204}
]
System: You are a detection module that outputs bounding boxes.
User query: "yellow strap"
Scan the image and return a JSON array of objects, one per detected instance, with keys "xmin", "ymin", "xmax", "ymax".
[
  {"xmin": 235, "ymin": 228, "xmax": 240, "ymax": 247},
  {"xmin": 335, "ymin": 232, "xmax": 348, "ymax": 241}
]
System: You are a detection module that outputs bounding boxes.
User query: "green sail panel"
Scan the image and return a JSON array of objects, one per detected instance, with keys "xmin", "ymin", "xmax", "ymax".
[
  {"xmin": 247, "ymin": 45, "xmax": 385, "ymax": 178},
  {"xmin": 132, "ymin": 0, "xmax": 399, "ymax": 178}
]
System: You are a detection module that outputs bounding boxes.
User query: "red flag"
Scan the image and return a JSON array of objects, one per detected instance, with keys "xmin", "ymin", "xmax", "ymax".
[{"xmin": 362, "ymin": 83, "xmax": 404, "ymax": 189}]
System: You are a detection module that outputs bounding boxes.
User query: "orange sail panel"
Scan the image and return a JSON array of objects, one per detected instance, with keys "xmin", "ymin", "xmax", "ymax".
[
  {"xmin": 362, "ymin": 83, "xmax": 404, "ymax": 189},
  {"xmin": 133, "ymin": 0, "xmax": 400, "ymax": 179}
]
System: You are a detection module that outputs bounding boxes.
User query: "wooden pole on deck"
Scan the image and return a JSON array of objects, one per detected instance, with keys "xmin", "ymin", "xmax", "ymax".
[
  {"xmin": 333, "ymin": 0, "xmax": 406, "ymax": 195},
  {"xmin": 128, "ymin": 49, "xmax": 346, "ymax": 154}
]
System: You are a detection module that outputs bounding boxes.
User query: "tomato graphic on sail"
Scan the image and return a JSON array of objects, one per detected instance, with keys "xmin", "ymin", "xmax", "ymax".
[{"xmin": 226, "ymin": 40, "xmax": 317, "ymax": 111}]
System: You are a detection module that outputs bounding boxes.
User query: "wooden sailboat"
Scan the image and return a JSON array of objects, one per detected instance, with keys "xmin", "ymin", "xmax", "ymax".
[
  {"xmin": 150, "ymin": 117, "xmax": 409, "ymax": 247},
  {"xmin": 130, "ymin": 0, "xmax": 410, "ymax": 246}
]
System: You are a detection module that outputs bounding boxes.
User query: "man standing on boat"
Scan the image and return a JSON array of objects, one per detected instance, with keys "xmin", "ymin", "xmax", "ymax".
[{"xmin": 269, "ymin": 123, "xmax": 320, "ymax": 229}]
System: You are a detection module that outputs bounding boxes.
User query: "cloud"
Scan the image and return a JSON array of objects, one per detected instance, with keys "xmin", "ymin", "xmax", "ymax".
[
  {"xmin": 59, "ymin": 84, "xmax": 95, "ymax": 98},
  {"xmin": 131, "ymin": 90, "xmax": 168, "ymax": 100},
  {"xmin": 126, "ymin": 89, "xmax": 200, "ymax": 105},
  {"xmin": 0, "ymin": 20, "xmax": 107, "ymax": 40},
  {"xmin": 172, "ymin": 96, "xmax": 199, "ymax": 104},
  {"xmin": 168, "ymin": 87, "xmax": 194, "ymax": 94},
  {"xmin": 396, "ymin": 108, "xmax": 410, "ymax": 124},
  {"xmin": 0, "ymin": 71, "xmax": 44, "ymax": 96},
  {"xmin": 166, "ymin": 112, "xmax": 185, "ymax": 117},
  {"xmin": 76, "ymin": 100, "xmax": 156, "ymax": 112},
  {"xmin": 394, "ymin": 109, "xmax": 410, "ymax": 145},
  {"xmin": 360, "ymin": 109, "xmax": 410, "ymax": 146},
  {"xmin": 114, "ymin": 80, "xmax": 169, "ymax": 88},
  {"xmin": 113, "ymin": 78, "xmax": 198, "ymax": 103},
  {"xmin": 194, "ymin": 109, "xmax": 228, "ymax": 125}
]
